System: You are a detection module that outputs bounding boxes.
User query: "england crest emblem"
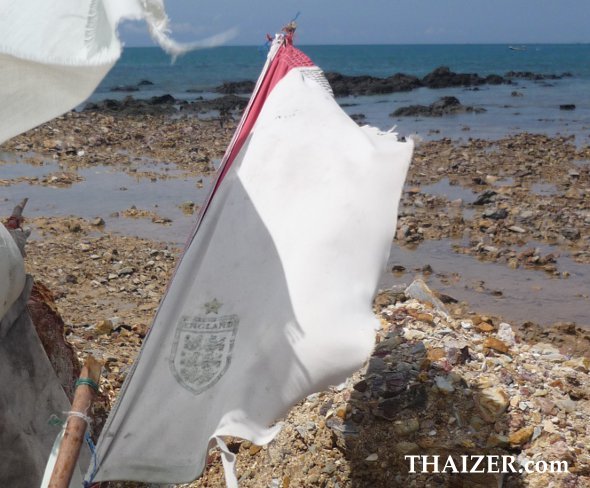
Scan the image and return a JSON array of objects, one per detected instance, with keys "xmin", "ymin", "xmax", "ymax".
[{"xmin": 169, "ymin": 311, "xmax": 239, "ymax": 395}]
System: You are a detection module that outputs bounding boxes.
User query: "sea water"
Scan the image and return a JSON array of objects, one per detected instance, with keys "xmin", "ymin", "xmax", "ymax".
[{"xmin": 90, "ymin": 43, "xmax": 590, "ymax": 142}]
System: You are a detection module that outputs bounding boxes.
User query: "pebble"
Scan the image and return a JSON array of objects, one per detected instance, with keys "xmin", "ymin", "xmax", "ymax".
[
  {"xmin": 392, "ymin": 418, "xmax": 419, "ymax": 437},
  {"xmin": 509, "ymin": 426, "xmax": 534, "ymax": 446},
  {"xmin": 497, "ymin": 322, "xmax": 516, "ymax": 346},
  {"xmin": 508, "ymin": 225, "xmax": 526, "ymax": 233},
  {"xmin": 475, "ymin": 386, "xmax": 509, "ymax": 422},
  {"xmin": 95, "ymin": 319, "xmax": 113, "ymax": 335},
  {"xmin": 483, "ymin": 337, "xmax": 510, "ymax": 354},
  {"xmin": 393, "ymin": 442, "xmax": 420, "ymax": 456},
  {"xmin": 434, "ymin": 375, "xmax": 455, "ymax": 393}
]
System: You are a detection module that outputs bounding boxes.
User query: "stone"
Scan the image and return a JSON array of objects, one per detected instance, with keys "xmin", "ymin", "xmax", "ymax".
[
  {"xmin": 376, "ymin": 385, "xmax": 428, "ymax": 420},
  {"xmin": 476, "ymin": 322, "xmax": 495, "ymax": 332},
  {"xmin": 95, "ymin": 318, "xmax": 114, "ymax": 335},
  {"xmin": 561, "ymin": 227, "xmax": 581, "ymax": 240},
  {"xmin": 404, "ymin": 279, "xmax": 449, "ymax": 314},
  {"xmin": 483, "ymin": 337, "xmax": 510, "ymax": 354},
  {"xmin": 556, "ymin": 397, "xmax": 577, "ymax": 413},
  {"xmin": 483, "ymin": 208, "xmax": 508, "ymax": 220},
  {"xmin": 367, "ymin": 357, "xmax": 387, "ymax": 373},
  {"xmin": 447, "ymin": 346, "xmax": 470, "ymax": 365},
  {"xmin": 393, "ymin": 418, "xmax": 420, "ymax": 437},
  {"xmin": 486, "ymin": 433, "xmax": 510, "ymax": 448},
  {"xmin": 508, "ymin": 225, "xmax": 526, "ymax": 233},
  {"xmin": 543, "ymin": 419, "xmax": 559, "ymax": 434},
  {"xmin": 531, "ymin": 342, "xmax": 560, "ymax": 355},
  {"xmin": 393, "ymin": 442, "xmax": 420, "ymax": 456},
  {"xmin": 392, "ymin": 96, "xmax": 486, "ymax": 117},
  {"xmin": 509, "ymin": 426, "xmax": 534, "ymax": 446},
  {"xmin": 365, "ymin": 453, "xmax": 379, "ymax": 462},
  {"xmin": 563, "ymin": 357, "xmax": 590, "ymax": 372},
  {"xmin": 475, "ymin": 386, "xmax": 509, "ymax": 422},
  {"xmin": 214, "ymin": 80, "xmax": 255, "ymax": 94},
  {"xmin": 473, "ymin": 189, "xmax": 497, "ymax": 205},
  {"xmin": 497, "ymin": 323, "xmax": 516, "ymax": 346},
  {"xmin": 249, "ymin": 444, "xmax": 262, "ymax": 456},
  {"xmin": 427, "ymin": 348, "xmax": 446, "ymax": 361},
  {"xmin": 403, "ymin": 329, "xmax": 425, "ymax": 341},
  {"xmin": 435, "ymin": 375, "xmax": 455, "ymax": 393}
]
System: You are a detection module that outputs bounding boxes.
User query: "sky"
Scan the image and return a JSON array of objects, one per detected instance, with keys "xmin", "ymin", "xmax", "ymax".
[{"xmin": 120, "ymin": 0, "xmax": 590, "ymax": 46}]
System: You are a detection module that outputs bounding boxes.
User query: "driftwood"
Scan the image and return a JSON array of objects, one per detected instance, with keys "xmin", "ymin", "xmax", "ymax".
[
  {"xmin": 4, "ymin": 197, "xmax": 30, "ymax": 256},
  {"xmin": 5, "ymin": 197, "xmax": 28, "ymax": 229}
]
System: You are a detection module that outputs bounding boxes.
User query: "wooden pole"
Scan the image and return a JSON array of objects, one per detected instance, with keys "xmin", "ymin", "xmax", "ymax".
[{"xmin": 48, "ymin": 356, "xmax": 102, "ymax": 488}]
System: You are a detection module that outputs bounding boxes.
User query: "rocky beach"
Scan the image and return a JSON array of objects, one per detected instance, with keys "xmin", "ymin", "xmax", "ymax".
[{"xmin": 2, "ymin": 80, "xmax": 590, "ymax": 488}]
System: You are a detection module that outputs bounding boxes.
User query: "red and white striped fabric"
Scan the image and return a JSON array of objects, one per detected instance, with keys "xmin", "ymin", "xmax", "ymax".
[{"xmin": 91, "ymin": 34, "xmax": 413, "ymax": 486}]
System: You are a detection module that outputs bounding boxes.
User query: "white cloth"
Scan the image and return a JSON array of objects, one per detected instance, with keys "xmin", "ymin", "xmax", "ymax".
[
  {"xmin": 0, "ymin": 224, "xmax": 25, "ymax": 319},
  {"xmin": 91, "ymin": 47, "xmax": 413, "ymax": 484},
  {"xmin": 0, "ymin": 0, "xmax": 235, "ymax": 145}
]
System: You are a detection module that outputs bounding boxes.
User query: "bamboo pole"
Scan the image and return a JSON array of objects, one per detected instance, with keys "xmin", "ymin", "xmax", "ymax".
[{"xmin": 48, "ymin": 356, "xmax": 102, "ymax": 488}]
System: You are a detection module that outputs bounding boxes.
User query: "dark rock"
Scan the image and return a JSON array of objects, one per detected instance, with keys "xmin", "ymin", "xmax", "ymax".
[
  {"xmin": 511, "ymin": 91, "xmax": 524, "ymax": 97},
  {"xmin": 422, "ymin": 66, "xmax": 493, "ymax": 89},
  {"xmin": 353, "ymin": 380, "xmax": 368, "ymax": 393},
  {"xmin": 381, "ymin": 370, "xmax": 413, "ymax": 397},
  {"xmin": 350, "ymin": 113, "xmax": 366, "ymax": 123},
  {"xmin": 325, "ymin": 72, "xmax": 423, "ymax": 97},
  {"xmin": 448, "ymin": 346, "xmax": 471, "ymax": 365},
  {"xmin": 559, "ymin": 104, "xmax": 576, "ymax": 111},
  {"xmin": 110, "ymin": 85, "xmax": 140, "ymax": 92},
  {"xmin": 148, "ymin": 94, "xmax": 176, "ymax": 105},
  {"xmin": 391, "ymin": 104, "xmax": 432, "ymax": 117},
  {"xmin": 561, "ymin": 227, "xmax": 581, "ymax": 240},
  {"xmin": 137, "ymin": 79, "xmax": 154, "ymax": 86},
  {"xmin": 375, "ymin": 384, "xmax": 428, "ymax": 419},
  {"xmin": 483, "ymin": 208, "xmax": 508, "ymax": 220},
  {"xmin": 322, "ymin": 66, "xmax": 511, "ymax": 97},
  {"xmin": 484, "ymin": 74, "xmax": 505, "ymax": 85},
  {"xmin": 391, "ymin": 96, "xmax": 486, "ymax": 117},
  {"xmin": 83, "ymin": 96, "xmax": 177, "ymax": 115},
  {"xmin": 187, "ymin": 94, "xmax": 249, "ymax": 113},
  {"xmin": 367, "ymin": 356, "xmax": 387, "ymax": 374},
  {"xmin": 215, "ymin": 80, "xmax": 255, "ymax": 94},
  {"xmin": 473, "ymin": 189, "xmax": 497, "ymax": 205},
  {"xmin": 436, "ymin": 292, "xmax": 458, "ymax": 304},
  {"xmin": 505, "ymin": 71, "xmax": 571, "ymax": 80}
]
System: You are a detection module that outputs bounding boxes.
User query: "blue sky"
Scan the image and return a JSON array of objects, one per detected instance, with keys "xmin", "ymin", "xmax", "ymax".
[{"xmin": 120, "ymin": 0, "xmax": 590, "ymax": 46}]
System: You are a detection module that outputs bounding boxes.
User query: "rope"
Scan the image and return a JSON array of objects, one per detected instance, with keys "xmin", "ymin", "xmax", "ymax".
[
  {"xmin": 64, "ymin": 410, "xmax": 93, "ymax": 426},
  {"xmin": 75, "ymin": 377, "xmax": 100, "ymax": 393}
]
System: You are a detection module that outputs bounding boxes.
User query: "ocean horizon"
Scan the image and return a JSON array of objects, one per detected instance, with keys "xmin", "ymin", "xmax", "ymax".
[{"xmin": 91, "ymin": 43, "xmax": 590, "ymax": 142}]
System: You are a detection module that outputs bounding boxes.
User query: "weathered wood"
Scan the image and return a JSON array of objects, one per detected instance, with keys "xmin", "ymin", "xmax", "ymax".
[
  {"xmin": 5, "ymin": 197, "xmax": 28, "ymax": 229},
  {"xmin": 48, "ymin": 356, "xmax": 102, "ymax": 488}
]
